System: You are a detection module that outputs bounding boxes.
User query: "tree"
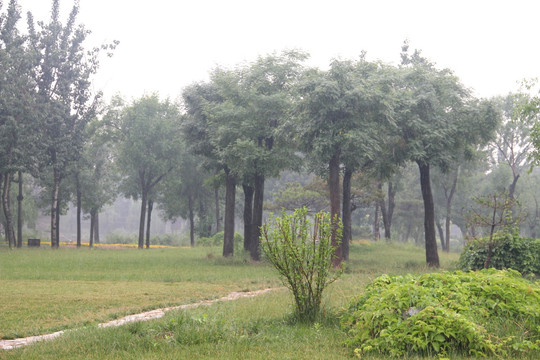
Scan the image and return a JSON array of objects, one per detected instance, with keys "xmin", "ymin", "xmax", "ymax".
[
  {"xmin": 395, "ymin": 44, "xmax": 499, "ymax": 267},
  {"xmin": 296, "ymin": 57, "xmax": 393, "ymax": 265},
  {"xmin": 111, "ymin": 94, "xmax": 182, "ymax": 249},
  {"xmin": 27, "ymin": 0, "xmax": 114, "ymax": 247},
  {"xmin": 0, "ymin": 0, "xmax": 38, "ymax": 248}
]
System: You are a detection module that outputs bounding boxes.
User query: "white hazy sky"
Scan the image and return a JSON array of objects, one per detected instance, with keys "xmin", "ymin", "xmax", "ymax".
[{"xmin": 15, "ymin": 0, "xmax": 540, "ymax": 102}]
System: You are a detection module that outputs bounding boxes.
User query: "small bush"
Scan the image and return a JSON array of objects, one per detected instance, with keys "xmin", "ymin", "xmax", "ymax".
[
  {"xmin": 261, "ymin": 207, "xmax": 342, "ymax": 322},
  {"xmin": 458, "ymin": 232, "xmax": 540, "ymax": 275},
  {"xmin": 197, "ymin": 231, "xmax": 243, "ymax": 249},
  {"xmin": 341, "ymin": 269, "xmax": 540, "ymax": 358},
  {"xmin": 105, "ymin": 231, "xmax": 138, "ymax": 244}
]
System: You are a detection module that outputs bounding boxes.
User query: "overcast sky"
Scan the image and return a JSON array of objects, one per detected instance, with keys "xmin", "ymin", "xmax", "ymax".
[{"xmin": 15, "ymin": 0, "xmax": 540, "ymax": 102}]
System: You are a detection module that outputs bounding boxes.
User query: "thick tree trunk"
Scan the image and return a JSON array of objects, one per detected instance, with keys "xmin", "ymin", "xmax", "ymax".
[
  {"xmin": 417, "ymin": 161, "xmax": 440, "ymax": 267},
  {"xmin": 250, "ymin": 174, "xmax": 265, "ymax": 261},
  {"xmin": 51, "ymin": 169, "xmax": 61, "ymax": 248},
  {"xmin": 76, "ymin": 174, "xmax": 82, "ymax": 248},
  {"xmin": 242, "ymin": 183, "xmax": 254, "ymax": 252},
  {"xmin": 329, "ymin": 153, "xmax": 342, "ymax": 267},
  {"xmin": 138, "ymin": 189, "xmax": 147, "ymax": 249},
  {"xmin": 342, "ymin": 168, "xmax": 352, "ymax": 261},
  {"xmin": 16, "ymin": 171, "xmax": 23, "ymax": 248},
  {"xmin": 2, "ymin": 173, "xmax": 15, "ymax": 248},
  {"xmin": 223, "ymin": 169, "xmax": 236, "ymax": 257},
  {"xmin": 146, "ymin": 199, "xmax": 153, "ymax": 249},
  {"xmin": 188, "ymin": 194, "xmax": 195, "ymax": 247}
]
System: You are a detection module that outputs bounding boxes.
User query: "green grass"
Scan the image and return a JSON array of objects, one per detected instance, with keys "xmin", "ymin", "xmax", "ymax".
[{"xmin": 6, "ymin": 240, "xmax": 530, "ymax": 359}]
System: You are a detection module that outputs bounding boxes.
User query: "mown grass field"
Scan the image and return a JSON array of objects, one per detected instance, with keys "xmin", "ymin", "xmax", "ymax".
[{"xmin": 2, "ymin": 241, "xmax": 533, "ymax": 359}]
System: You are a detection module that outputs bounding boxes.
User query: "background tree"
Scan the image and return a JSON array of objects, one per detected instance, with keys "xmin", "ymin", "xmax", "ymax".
[{"xmin": 111, "ymin": 94, "xmax": 182, "ymax": 249}]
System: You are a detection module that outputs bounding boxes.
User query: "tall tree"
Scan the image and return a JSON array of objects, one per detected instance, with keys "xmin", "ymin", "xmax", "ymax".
[
  {"xmin": 28, "ymin": 0, "xmax": 114, "ymax": 247},
  {"xmin": 296, "ymin": 57, "xmax": 393, "ymax": 265},
  {"xmin": 395, "ymin": 44, "xmax": 499, "ymax": 267},
  {"xmin": 111, "ymin": 94, "xmax": 182, "ymax": 249}
]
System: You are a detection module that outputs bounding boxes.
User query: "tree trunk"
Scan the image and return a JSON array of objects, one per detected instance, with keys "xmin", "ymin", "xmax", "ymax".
[
  {"xmin": 436, "ymin": 218, "xmax": 445, "ymax": 250},
  {"xmin": 138, "ymin": 189, "xmax": 147, "ymax": 249},
  {"xmin": 417, "ymin": 161, "xmax": 440, "ymax": 267},
  {"xmin": 329, "ymin": 153, "xmax": 342, "ymax": 267},
  {"xmin": 508, "ymin": 174, "xmax": 520, "ymax": 200},
  {"xmin": 188, "ymin": 194, "xmax": 195, "ymax": 247},
  {"xmin": 94, "ymin": 212, "xmax": 100, "ymax": 244},
  {"xmin": 250, "ymin": 174, "xmax": 265, "ymax": 261},
  {"xmin": 146, "ymin": 199, "xmax": 153, "ymax": 249},
  {"xmin": 76, "ymin": 173, "xmax": 82, "ymax": 248},
  {"xmin": 373, "ymin": 202, "xmax": 380, "ymax": 241},
  {"xmin": 16, "ymin": 171, "xmax": 23, "ymax": 248},
  {"xmin": 378, "ymin": 182, "xmax": 392, "ymax": 242},
  {"xmin": 404, "ymin": 222, "xmax": 412, "ymax": 243},
  {"xmin": 89, "ymin": 209, "xmax": 95, "ymax": 247},
  {"xmin": 223, "ymin": 169, "xmax": 236, "ymax": 257},
  {"xmin": 387, "ymin": 182, "xmax": 396, "ymax": 230},
  {"xmin": 215, "ymin": 186, "xmax": 221, "ymax": 233},
  {"xmin": 50, "ymin": 169, "xmax": 61, "ymax": 248},
  {"xmin": 342, "ymin": 168, "xmax": 352, "ymax": 261},
  {"xmin": 444, "ymin": 168, "xmax": 458, "ymax": 252},
  {"xmin": 242, "ymin": 183, "xmax": 254, "ymax": 252},
  {"xmin": 2, "ymin": 173, "xmax": 15, "ymax": 248}
]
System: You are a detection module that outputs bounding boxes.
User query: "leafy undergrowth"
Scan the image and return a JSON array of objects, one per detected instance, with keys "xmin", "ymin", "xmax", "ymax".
[{"xmin": 341, "ymin": 269, "xmax": 540, "ymax": 358}]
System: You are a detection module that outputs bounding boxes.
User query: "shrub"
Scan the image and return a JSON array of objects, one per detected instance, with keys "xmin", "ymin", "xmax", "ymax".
[
  {"xmin": 197, "ymin": 231, "xmax": 243, "ymax": 250},
  {"xmin": 261, "ymin": 207, "xmax": 342, "ymax": 322},
  {"xmin": 105, "ymin": 231, "xmax": 138, "ymax": 244},
  {"xmin": 458, "ymin": 232, "xmax": 540, "ymax": 275},
  {"xmin": 341, "ymin": 269, "xmax": 540, "ymax": 358}
]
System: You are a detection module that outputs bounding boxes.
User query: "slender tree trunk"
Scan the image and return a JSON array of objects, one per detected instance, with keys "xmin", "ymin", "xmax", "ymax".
[
  {"xmin": 508, "ymin": 174, "xmax": 520, "ymax": 200},
  {"xmin": 51, "ymin": 168, "xmax": 61, "ymax": 248},
  {"xmin": 138, "ymin": 189, "xmax": 147, "ymax": 249},
  {"xmin": 16, "ymin": 171, "xmax": 23, "ymax": 248},
  {"xmin": 242, "ymin": 183, "xmax": 254, "ymax": 252},
  {"xmin": 373, "ymin": 203, "xmax": 380, "ymax": 241},
  {"xmin": 444, "ymin": 168, "xmax": 458, "ymax": 252},
  {"xmin": 223, "ymin": 169, "xmax": 236, "ymax": 257},
  {"xmin": 188, "ymin": 194, "xmax": 195, "ymax": 247},
  {"xmin": 251, "ymin": 174, "xmax": 265, "ymax": 261},
  {"xmin": 329, "ymin": 153, "xmax": 342, "ymax": 267},
  {"xmin": 215, "ymin": 186, "xmax": 221, "ymax": 233},
  {"xmin": 342, "ymin": 168, "xmax": 352, "ymax": 261},
  {"xmin": 146, "ymin": 199, "xmax": 153, "ymax": 249},
  {"xmin": 3, "ymin": 173, "xmax": 15, "ymax": 248},
  {"xmin": 89, "ymin": 209, "xmax": 95, "ymax": 247},
  {"xmin": 56, "ymin": 199, "xmax": 60, "ymax": 246},
  {"xmin": 417, "ymin": 161, "xmax": 440, "ymax": 267},
  {"xmin": 76, "ymin": 173, "xmax": 82, "ymax": 248},
  {"xmin": 378, "ymin": 182, "xmax": 392, "ymax": 241},
  {"xmin": 94, "ymin": 212, "xmax": 100, "ymax": 244},
  {"xmin": 387, "ymin": 182, "xmax": 396, "ymax": 235},
  {"xmin": 436, "ymin": 218, "xmax": 445, "ymax": 250}
]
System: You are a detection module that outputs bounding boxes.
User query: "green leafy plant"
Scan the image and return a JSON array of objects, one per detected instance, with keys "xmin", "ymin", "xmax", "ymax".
[
  {"xmin": 261, "ymin": 207, "xmax": 342, "ymax": 322},
  {"xmin": 458, "ymin": 232, "xmax": 540, "ymax": 276},
  {"xmin": 341, "ymin": 269, "xmax": 540, "ymax": 358}
]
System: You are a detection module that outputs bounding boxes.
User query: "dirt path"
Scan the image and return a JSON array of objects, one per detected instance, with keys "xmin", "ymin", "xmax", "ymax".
[{"xmin": 0, "ymin": 288, "xmax": 276, "ymax": 350}]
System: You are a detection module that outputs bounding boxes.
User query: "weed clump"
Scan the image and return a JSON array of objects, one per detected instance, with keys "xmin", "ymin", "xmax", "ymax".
[{"xmin": 341, "ymin": 269, "xmax": 540, "ymax": 358}]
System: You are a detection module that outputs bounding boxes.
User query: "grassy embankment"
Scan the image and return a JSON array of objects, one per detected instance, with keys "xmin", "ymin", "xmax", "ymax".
[{"xmin": 3, "ymin": 241, "xmax": 530, "ymax": 359}]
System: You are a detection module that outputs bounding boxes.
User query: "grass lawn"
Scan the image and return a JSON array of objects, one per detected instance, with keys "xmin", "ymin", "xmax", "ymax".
[{"xmin": 3, "ymin": 240, "xmax": 534, "ymax": 359}]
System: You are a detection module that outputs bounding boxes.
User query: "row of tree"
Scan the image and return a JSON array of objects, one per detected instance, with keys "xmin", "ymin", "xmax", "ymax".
[{"xmin": 3, "ymin": 1, "xmax": 540, "ymax": 270}]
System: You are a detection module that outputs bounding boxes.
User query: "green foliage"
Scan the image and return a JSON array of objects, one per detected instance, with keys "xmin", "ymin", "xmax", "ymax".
[
  {"xmin": 197, "ymin": 231, "xmax": 243, "ymax": 248},
  {"xmin": 261, "ymin": 208, "xmax": 342, "ymax": 322},
  {"xmin": 341, "ymin": 269, "xmax": 540, "ymax": 358},
  {"xmin": 458, "ymin": 232, "xmax": 540, "ymax": 275}
]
